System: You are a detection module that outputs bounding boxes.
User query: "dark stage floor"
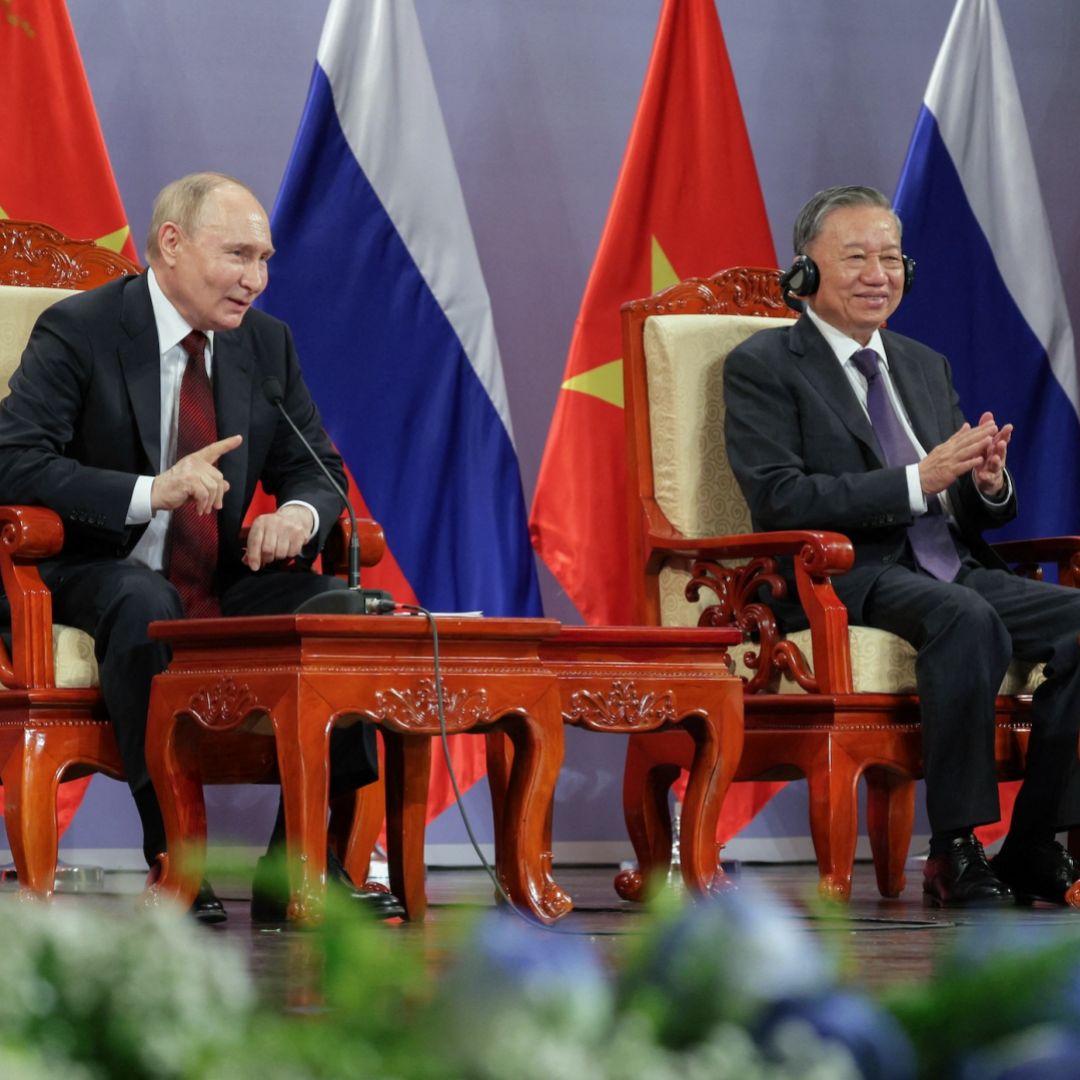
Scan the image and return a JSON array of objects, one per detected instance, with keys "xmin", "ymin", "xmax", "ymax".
[{"xmin": 13, "ymin": 856, "xmax": 1080, "ymax": 1009}]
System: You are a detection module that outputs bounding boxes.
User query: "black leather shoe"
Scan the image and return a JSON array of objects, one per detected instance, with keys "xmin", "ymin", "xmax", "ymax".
[
  {"xmin": 191, "ymin": 879, "xmax": 228, "ymax": 924},
  {"xmin": 251, "ymin": 850, "xmax": 405, "ymax": 923},
  {"xmin": 923, "ymin": 834, "xmax": 1014, "ymax": 907},
  {"xmin": 326, "ymin": 849, "xmax": 406, "ymax": 919},
  {"xmin": 991, "ymin": 840, "xmax": 1080, "ymax": 905}
]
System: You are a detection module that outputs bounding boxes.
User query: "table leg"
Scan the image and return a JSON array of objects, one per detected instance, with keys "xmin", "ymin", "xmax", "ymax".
[
  {"xmin": 496, "ymin": 688, "xmax": 572, "ymax": 924},
  {"xmin": 679, "ymin": 693, "xmax": 743, "ymax": 894},
  {"xmin": 484, "ymin": 730, "xmax": 512, "ymax": 839},
  {"xmin": 272, "ymin": 683, "xmax": 332, "ymax": 925},
  {"xmin": 383, "ymin": 730, "xmax": 431, "ymax": 921},
  {"xmin": 144, "ymin": 681, "xmax": 208, "ymax": 912}
]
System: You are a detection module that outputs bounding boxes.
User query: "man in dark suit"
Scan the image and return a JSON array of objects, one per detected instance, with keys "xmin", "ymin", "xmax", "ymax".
[
  {"xmin": 724, "ymin": 185, "xmax": 1080, "ymax": 907},
  {"xmin": 0, "ymin": 172, "xmax": 402, "ymax": 921}
]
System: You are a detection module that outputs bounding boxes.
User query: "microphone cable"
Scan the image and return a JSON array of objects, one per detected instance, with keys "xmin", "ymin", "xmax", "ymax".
[
  {"xmin": 393, "ymin": 604, "xmax": 523, "ymax": 921},
  {"xmin": 396, "ymin": 604, "xmax": 626, "ymax": 936}
]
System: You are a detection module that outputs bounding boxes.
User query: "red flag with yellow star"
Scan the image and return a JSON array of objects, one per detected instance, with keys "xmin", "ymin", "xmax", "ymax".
[
  {"xmin": 530, "ymin": 0, "xmax": 782, "ymax": 842},
  {"xmin": 1, "ymin": 0, "xmax": 137, "ymax": 834},
  {"xmin": 530, "ymin": 0, "xmax": 776, "ymax": 623},
  {"xmin": 0, "ymin": 0, "xmax": 138, "ymax": 261}
]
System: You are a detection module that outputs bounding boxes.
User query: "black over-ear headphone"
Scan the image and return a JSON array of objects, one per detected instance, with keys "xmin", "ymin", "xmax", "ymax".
[{"xmin": 779, "ymin": 252, "xmax": 916, "ymax": 312}]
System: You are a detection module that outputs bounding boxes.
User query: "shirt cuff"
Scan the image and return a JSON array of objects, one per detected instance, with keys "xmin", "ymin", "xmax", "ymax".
[
  {"xmin": 974, "ymin": 468, "xmax": 1013, "ymax": 506},
  {"xmin": 126, "ymin": 476, "xmax": 155, "ymax": 525},
  {"xmin": 905, "ymin": 464, "xmax": 927, "ymax": 515},
  {"xmin": 280, "ymin": 499, "xmax": 320, "ymax": 540}
]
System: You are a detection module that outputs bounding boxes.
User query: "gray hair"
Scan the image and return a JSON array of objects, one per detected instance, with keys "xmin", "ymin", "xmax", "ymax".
[
  {"xmin": 792, "ymin": 186, "xmax": 901, "ymax": 254},
  {"xmin": 145, "ymin": 172, "xmax": 257, "ymax": 262}
]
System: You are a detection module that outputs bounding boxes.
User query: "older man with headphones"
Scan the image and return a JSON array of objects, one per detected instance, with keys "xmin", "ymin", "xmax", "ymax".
[{"xmin": 724, "ymin": 184, "xmax": 1080, "ymax": 908}]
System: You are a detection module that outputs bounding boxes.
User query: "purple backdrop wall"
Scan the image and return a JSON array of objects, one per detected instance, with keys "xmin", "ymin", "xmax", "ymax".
[{"xmin": 15, "ymin": 0, "xmax": 1078, "ymax": 860}]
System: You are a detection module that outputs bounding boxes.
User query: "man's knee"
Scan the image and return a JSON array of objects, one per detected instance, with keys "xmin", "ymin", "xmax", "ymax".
[{"xmin": 928, "ymin": 587, "xmax": 1011, "ymax": 663}]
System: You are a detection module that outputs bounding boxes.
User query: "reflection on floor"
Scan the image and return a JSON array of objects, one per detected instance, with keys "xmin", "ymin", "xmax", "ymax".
[{"xmin": 9, "ymin": 856, "xmax": 1080, "ymax": 1009}]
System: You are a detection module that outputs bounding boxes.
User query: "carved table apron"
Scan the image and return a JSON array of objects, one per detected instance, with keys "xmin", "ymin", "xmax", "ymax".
[
  {"xmin": 487, "ymin": 625, "xmax": 744, "ymax": 899},
  {"xmin": 142, "ymin": 613, "xmax": 569, "ymax": 925}
]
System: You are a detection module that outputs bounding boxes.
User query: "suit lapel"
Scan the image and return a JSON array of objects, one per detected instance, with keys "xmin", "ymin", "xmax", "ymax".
[
  {"xmin": 790, "ymin": 317, "xmax": 884, "ymax": 463},
  {"xmin": 211, "ymin": 330, "xmax": 252, "ymax": 539},
  {"xmin": 117, "ymin": 275, "xmax": 162, "ymax": 470}
]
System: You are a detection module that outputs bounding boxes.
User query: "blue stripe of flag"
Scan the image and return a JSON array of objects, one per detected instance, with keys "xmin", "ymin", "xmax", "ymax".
[
  {"xmin": 260, "ymin": 64, "xmax": 541, "ymax": 615},
  {"xmin": 892, "ymin": 106, "xmax": 1080, "ymax": 538}
]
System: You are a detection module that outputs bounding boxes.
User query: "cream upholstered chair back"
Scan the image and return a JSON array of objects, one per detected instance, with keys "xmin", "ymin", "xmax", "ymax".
[
  {"xmin": 0, "ymin": 285, "xmax": 78, "ymax": 393},
  {"xmin": 624, "ymin": 268, "xmax": 1044, "ymax": 697},
  {"xmin": 0, "ymin": 220, "xmax": 139, "ymax": 690},
  {"xmin": 643, "ymin": 312, "xmax": 791, "ymax": 628}
]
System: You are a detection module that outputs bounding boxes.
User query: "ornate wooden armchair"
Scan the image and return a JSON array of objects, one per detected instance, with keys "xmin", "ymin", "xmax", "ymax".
[
  {"xmin": 0, "ymin": 220, "xmax": 384, "ymax": 895},
  {"xmin": 619, "ymin": 266, "xmax": 1078, "ymax": 900}
]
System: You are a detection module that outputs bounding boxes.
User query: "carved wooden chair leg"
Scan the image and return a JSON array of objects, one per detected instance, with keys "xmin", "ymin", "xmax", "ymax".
[
  {"xmin": 330, "ymin": 779, "xmax": 385, "ymax": 887},
  {"xmin": 805, "ymin": 742, "xmax": 861, "ymax": 902},
  {"xmin": 864, "ymin": 765, "xmax": 916, "ymax": 898},
  {"xmin": 330, "ymin": 730, "xmax": 386, "ymax": 886},
  {"xmin": 1, "ymin": 736, "xmax": 64, "ymax": 896}
]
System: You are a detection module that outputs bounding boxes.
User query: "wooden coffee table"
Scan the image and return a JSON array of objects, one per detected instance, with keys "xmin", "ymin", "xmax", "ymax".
[
  {"xmin": 142, "ymin": 613, "xmax": 570, "ymax": 925},
  {"xmin": 488, "ymin": 625, "xmax": 744, "ymax": 899}
]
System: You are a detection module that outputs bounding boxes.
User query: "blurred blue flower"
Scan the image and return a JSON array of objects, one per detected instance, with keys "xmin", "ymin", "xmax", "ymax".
[
  {"xmin": 754, "ymin": 991, "xmax": 916, "ymax": 1080},
  {"xmin": 618, "ymin": 882, "xmax": 834, "ymax": 1046},
  {"xmin": 434, "ymin": 911, "xmax": 612, "ymax": 1044},
  {"xmin": 954, "ymin": 1025, "xmax": 1080, "ymax": 1080}
]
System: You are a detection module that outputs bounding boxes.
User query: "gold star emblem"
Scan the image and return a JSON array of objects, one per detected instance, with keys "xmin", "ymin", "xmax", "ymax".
[{"xmin": 561, "ymin": 236, "xmax": 680, "ymax": 408}]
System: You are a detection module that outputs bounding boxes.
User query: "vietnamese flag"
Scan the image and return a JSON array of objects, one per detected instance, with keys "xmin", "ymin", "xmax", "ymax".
[
  {"xmin": 529, "ymin": 0, "xmax": 784, "ymax": 842},
  {"xmin": 0, "ymin": 0, "xmax": 138, "ymax": 261},
  {"xmin": 0, "ymin": 0, "xmax": 138, "ymax": 832}
]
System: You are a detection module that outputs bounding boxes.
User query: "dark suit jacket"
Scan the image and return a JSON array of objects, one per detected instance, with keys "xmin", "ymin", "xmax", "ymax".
[
  {"xmin": 723, "ymin": 314, "xmax": 1017, "ymax": 622},
  {"xmin": 0, "ymin": 273, "xmax": 346, "ymax": 591}
]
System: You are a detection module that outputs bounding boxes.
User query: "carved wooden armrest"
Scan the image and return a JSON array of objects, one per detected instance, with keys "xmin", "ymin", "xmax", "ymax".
[
  {"xmin": 672, "ymin": 530, "xmax": 855, "ymax": 695},
  {"xmin": 322, "ymin": 513, "xmax": 386, "ymax": 577},
  {"xmin": 992, "ymin": 536, "xmax": 1080, "ymax": 587},
  {"xmin": 0, "ymin": 505, "xmax": 65, "ymax": 690}
]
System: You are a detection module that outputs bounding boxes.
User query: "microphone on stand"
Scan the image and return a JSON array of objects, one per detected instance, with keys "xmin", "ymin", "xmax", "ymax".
[{"xmin": 261, "ymin": 377, "xmax": 395, "ymax": 615}]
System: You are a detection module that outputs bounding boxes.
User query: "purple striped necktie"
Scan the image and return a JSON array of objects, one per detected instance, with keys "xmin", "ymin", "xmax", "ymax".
[{"xmin": 850, "ymin": 347, "xmax": 961, "ymax": 582}]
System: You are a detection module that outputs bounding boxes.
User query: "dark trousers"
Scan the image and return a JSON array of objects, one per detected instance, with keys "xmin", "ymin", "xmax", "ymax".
[
  {"xmin": 43, "ymin": 559, "xmax": 378, "ymax": 862},
  {"xmin": 862, "ymin": 559, "xmax": 1080, "ymax": 838}
]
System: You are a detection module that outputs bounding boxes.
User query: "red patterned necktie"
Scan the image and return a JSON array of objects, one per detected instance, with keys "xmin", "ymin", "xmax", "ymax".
[{"xmin": 167, "ymin": 330, "xmax": 222, "ymax": 617}]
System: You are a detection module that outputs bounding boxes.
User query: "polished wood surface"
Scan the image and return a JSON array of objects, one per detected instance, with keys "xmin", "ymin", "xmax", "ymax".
[
  {"xmin": 618, "ymin": 266, "xmax": 1066, "ymax": 902},
  {"xmin": 0, "ymin": 219, "xmax": 139, "ymax": 287},
  {"xmin": 143, "ymin": 614, "xmax": 571, "ymax": 926}
]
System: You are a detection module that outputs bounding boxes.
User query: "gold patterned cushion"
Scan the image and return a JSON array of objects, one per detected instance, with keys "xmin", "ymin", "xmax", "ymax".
[
  {"xmin": 52, "ymin": 624, "xmax": 100, "ymax": 689},
  {"xmin": 644, "ymin": 313, "xmax": 795, "ymax": 537},
  {"xmin": 0, "ymin": 284, "xmax": 78, "ymax": 393}
]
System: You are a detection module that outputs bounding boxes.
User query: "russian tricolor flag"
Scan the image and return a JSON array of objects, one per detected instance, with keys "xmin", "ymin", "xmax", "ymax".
[
  {"xmin": 890, "ymin": 0, "xmax": 1080, "ymax": 541},
  {"xmin": 259, "ymin": 0, "xmax": 541, "ymax": 619}
]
